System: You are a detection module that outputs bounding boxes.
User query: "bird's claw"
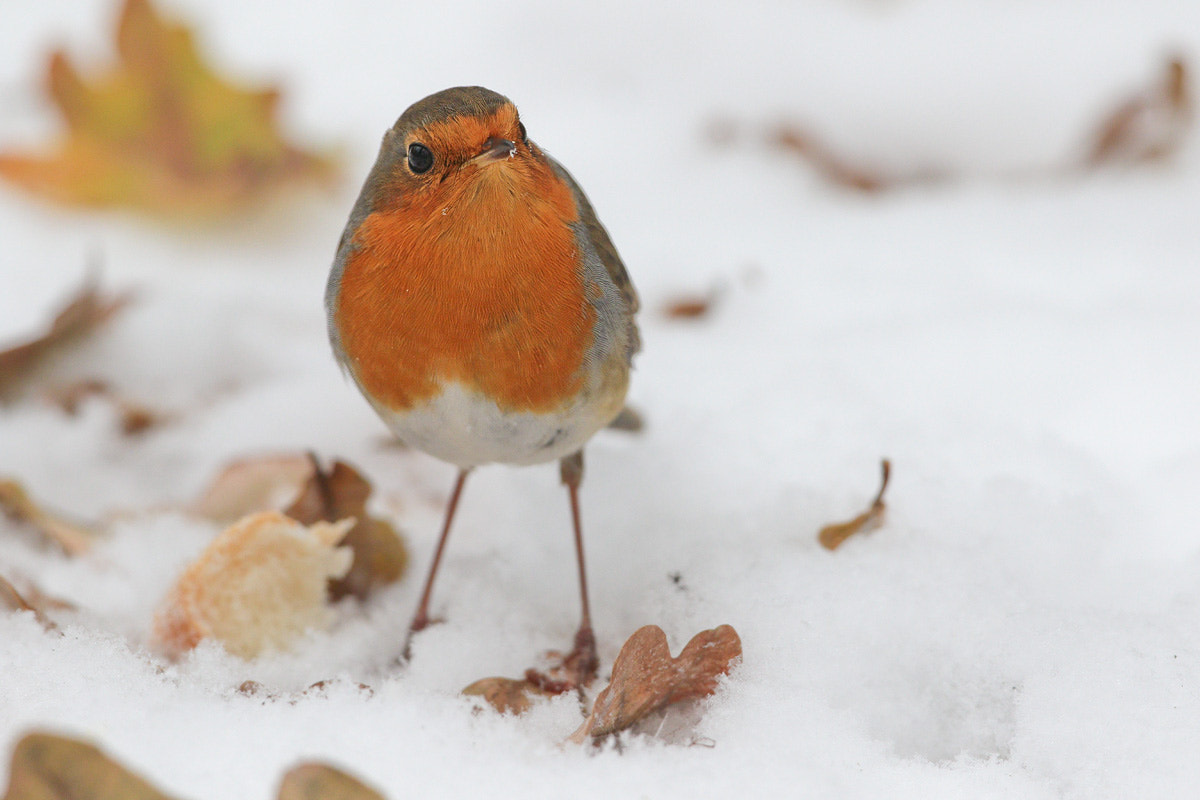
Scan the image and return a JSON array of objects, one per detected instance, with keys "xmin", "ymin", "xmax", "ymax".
[{"xmin": 524, "ymin": 627, "xmax": 599, "ymax": 694}]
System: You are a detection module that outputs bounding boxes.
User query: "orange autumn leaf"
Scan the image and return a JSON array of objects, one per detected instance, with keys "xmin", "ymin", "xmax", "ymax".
[{"xmin": 0, "ymin": 0, "xmax": 338, "ymax": 217}]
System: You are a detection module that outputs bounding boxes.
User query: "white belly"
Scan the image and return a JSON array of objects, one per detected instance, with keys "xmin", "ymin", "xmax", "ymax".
[{"xmin": 374, "ymin": 382, "xmax": 612, "ymax": 468}]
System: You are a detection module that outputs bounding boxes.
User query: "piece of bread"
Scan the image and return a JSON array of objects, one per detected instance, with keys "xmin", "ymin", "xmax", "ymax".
[{"xmin": 154, "ymin": 511, "xmax": 353, "ymax": 659}]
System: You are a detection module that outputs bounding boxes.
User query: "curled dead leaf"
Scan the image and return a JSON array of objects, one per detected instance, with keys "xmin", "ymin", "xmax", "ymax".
[
  {"xmin": 0, "ymin": 478, "xmax": 97, "ymax": 556},
  {"xmin": 15, "ymin": 581, "xmax": 76, "ymax": 615},
  {"xmin": 283, "ymin": 455, "xmax": 407, "ymax": 602},
  {"xmin": 727, "ymin": 53, "xmax": 1193, "ymax": 194},
  {"xmin": 190, "ymin": 453, "xmax": 406, "ymax": 602},
  {"xmin": 1087, "ymin": 55, "xmax": 1192, "ymax": 166},
  {"xmin": 0, "ymin": 0, "xmax": 338, "ymax": 217},
  {"xmin": 769, "ymin": 125, "xmax": 893, "ymax": 193},
  {"xmin": 276, "ymin": 763, "xmax": 387, "ymax": 800},
  {"xmin": 568, "ymin": 624, "xmax": 742, "ymax": 744},
  {"xmin": 462, "ymin": 676, "xmax": 554, "ymax": 716},
  {"xmin": 284, "ymin": 455, "xmax": 370, "ymax": 523},
  {"xmin": 326, "ymin": 518, "xmax": 406, "ymax": 601},
  {"xmin": 0, "ymin": 574, "xmax": 72, "ymax": 630},
  {"xmin": 0, "ymin": 575, "xmax": 38, "ymax": 616},
  {"xmin": 3, "ymin": 731, "xmax": 178, "ymax": 800},
  {"xmin": 0, "ymin": 276, "xmax": 132, "ymax": 404},
  {"xmin": 818, "ymin": 459, "xmax": 891, "ymax": 550}
]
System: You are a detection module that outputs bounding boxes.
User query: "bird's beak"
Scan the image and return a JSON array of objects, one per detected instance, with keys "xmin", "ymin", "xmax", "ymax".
[{"xmin": 472, "ymin": 137, "xmax": 517, "ymax": 164}]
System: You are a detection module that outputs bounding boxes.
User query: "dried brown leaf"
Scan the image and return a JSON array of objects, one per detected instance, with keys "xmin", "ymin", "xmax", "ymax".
[
  {"xmin": 770, "ymin": 125, "xmax": 891, "ymax": 193},
  {"xmin": 1087, "ymin": 55, "xmax": 1192, "ymax": 166},
  {"xmin": 726, "ymin": 54, "xmax": 1192, "ymax": 196},
  {"xmin": 3, "ymin": 731, "xmax": 178, "ymax": 800},
  {"xmin": 568, "ymin": 624, "xmax": 742, "ymax": 744},
  {"xmin": 16, "ymin": 582, "xmax": 76, "ymax": 614},
  {"xmin": 276, "ymin": 763, "xmax": 387, "ymax": 800},
  {"xmin": 0, "ymin": 0, "xmax": 338, "ymax": 217},
  {"xmin": 0, "ymin": 574, "xmax": 70, "ymax": 630},
  {"xmin": 283, "ymin": 456, "xmax": 370, "ymax": 524},
  {"xmin": 0, "ymin": 575, "xmax": 37, "ymax": 615},
  {"xmin": 118, "ymin": 403, "xmax": 161, "ymax": 435},
  {"xmin": 662, "ymin": 295, "xmax": 715, "ymax": 319},
  {"xmin": 0, "ymin": 478, "xmax": 97, "ymax": 556},
  {"xmin": 46, "ymin": 379, "xmax": 168, "ymax": 436},
  {"xmin": 189, "ymin": 453, "xmax": 406, "ymax": 602},
  {"xmin": 661, "ymin": 281, "xmax": 728, "ymax": 321},
  {"xmin": 818, "ymin": 459, "xmax": 891, "ymax": 550},
  {"xmin": 189, "ymin": 453, "xmax": 316, "ymax": 524},
  {"xmin": 283, "ymin": 455, "xmax": 407, "ymax": 602},
  {"xmin": 709, "ymin": 113, "xmax": 945, "ymax": 193},
  {"xmin": 461, "ymin": 676, "xmax": 554, "ymax": 715},
  {"xmin": 0, "ymin": 278, "xmax": 131, "ymax": 403},
  {"xmin": 324, "ymin": 517, "xmax": 407, "ymax": 601}
]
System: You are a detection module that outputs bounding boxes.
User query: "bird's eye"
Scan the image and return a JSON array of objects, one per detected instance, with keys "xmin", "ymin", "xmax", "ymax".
[
  {"xmin": 518, "ymin": 122, "xmax": 528, "ymax": 144},
  {"xmin": 407, "ymin": 142, "xmax": 434, "ymax": 174}
]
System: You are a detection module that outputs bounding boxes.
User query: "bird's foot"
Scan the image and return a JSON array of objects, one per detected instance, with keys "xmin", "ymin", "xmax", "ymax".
[
  {"xmin": 398, "ymin": 613, "xmax": 444, "ymax": 664},
  {"xmin": 524, "ymin": 626, "xmax": 599, "ymax": 694}
]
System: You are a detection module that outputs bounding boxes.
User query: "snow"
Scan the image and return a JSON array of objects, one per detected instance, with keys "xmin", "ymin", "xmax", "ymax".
[{"xmin": 3, "ymin": 0, "xmax": 1200, "ymax": 797}]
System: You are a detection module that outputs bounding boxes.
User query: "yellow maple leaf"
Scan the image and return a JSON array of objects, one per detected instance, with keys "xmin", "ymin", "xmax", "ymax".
[{"xmin": 0, "ymin": 0, "xmax": 338, "ymax": 217}]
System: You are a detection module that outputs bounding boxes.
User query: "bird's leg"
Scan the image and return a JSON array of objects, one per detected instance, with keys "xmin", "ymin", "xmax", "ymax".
[
  {"xmin": 525, "ymin": 450, "xmax": 599, "ymax": 692},
  {"xmin": 560, "ymin": 450, "xmax": 599, "ymax": 685},
  {"xmin": 402, "ymin": 468, "xmax": 470, "ymax": 660}
]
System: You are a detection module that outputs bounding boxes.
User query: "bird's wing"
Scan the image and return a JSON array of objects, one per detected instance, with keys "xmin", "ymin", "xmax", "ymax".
[{"xmin": 549, "ymin": 158, "xmax": 640, "ymax": 316}]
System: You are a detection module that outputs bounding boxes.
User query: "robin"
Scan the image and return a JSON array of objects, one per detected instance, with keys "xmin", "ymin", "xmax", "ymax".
[{"xmin": 325, "ymin": 86, "xmax": 639, "ymax": 687}]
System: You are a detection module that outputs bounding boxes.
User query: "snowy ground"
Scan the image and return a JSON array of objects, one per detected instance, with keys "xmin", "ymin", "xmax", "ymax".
[{"xmin": 3, "ymin": 1, "xmax": 1200, "ymax": 797}]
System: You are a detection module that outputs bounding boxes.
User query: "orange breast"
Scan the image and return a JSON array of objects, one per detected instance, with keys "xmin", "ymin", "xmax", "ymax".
[{"xmin": 334, "ymin": 160, "xmax": 594, "ymax": 415}]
